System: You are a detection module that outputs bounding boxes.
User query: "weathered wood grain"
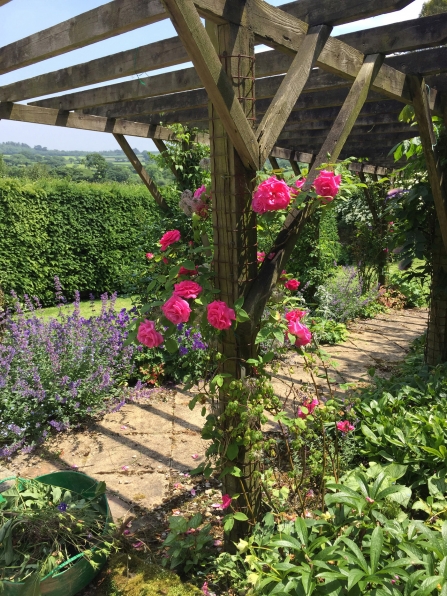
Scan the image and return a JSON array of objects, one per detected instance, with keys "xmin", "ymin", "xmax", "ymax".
[
  {"xmin": 0, "ymin": 102, "xmax": 210, "ymax": 143},
  {"xmin": 161, "ymin": 0, "xmax": 259, "ymax": 170},
  {"xmin": 279, "ymin": 0, "xmax": 413, "ymax": 27},
  {"xmin": 0, "ymin": 0, "xmax": 12, "ymax": 6},
  {"xmin": 0, "ymin": 37, "xmax": 189, "ymax": 102},
  {"xmin": 113, "ymin": 133, "xmax": 170, "ymax": 211},
  {"xmin": 339, "ymin": 13, "xmax": 447, "ymax": 55},
  {"xmin": 257, "ymin": 25, "xmax": 331, "ymax": 164}
]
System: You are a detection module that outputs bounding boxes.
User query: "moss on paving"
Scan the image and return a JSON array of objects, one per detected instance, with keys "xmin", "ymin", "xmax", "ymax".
[{"xmin": 94, "ymin": 554, "xmax": 202, "ymax": 596}]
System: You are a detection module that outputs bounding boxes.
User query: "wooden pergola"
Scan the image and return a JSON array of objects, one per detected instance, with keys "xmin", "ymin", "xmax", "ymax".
[{"xmin": 1, "ymin": 0, "xmax": 447, "ymax": 364}]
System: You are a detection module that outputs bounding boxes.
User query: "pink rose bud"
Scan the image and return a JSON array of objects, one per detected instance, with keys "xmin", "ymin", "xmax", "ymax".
[
  {"xmin": 162, "ymin": 257, "xmax": 169, "ymax": 265},
  {"xmin": 207, "ymin": 300, "xmax": 236, "ymax": 330},
  {"xmin": 285, "ymin": 310, "xmax": 306, "ymax": 323},
  {"xmin": 159, "ymin": 230, "xmax": 181, "ymax": 251},
  {"xmin": 252, "ymin": 176, "xmax": 292, "ymax": 214},
  {"xmin": 137, "ymin": 320, "xmax": 164, "ymax": 348},
  {"xmin": 162, "ymin": 294, "xmax": 191, "ymax": 324},
  {"xmin": 294, "ymin": 178, "xmax": 307, "ymax": 193},
  {"xmin": 145, "ymin": 252, "xmax": 154, "ymax": 259},
  {"xmin": 221, "ymin": 494, "xmax": 232, "ymax": 509},
  {"xmin": 257, "ymin": 252, "xmax": 266, "ymax": 263},
  {"xmin": 173, "ymin": 280, "xmax": 203, "ymax": 300}
]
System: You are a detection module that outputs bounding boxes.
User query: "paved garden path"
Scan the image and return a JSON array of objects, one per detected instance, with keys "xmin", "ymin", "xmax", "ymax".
[{"xmin": 1, "ymin": 308, "xmax": 428, "ymax": 522}]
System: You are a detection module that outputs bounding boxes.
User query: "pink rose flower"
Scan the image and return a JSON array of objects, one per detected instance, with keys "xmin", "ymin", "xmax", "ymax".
[
  {"xmin": 297, "ymin": 397, "xmax": 318, "ymax": 419},
  {"xmin": 159, "ymin": 230, "xmax": 181, "ymax": 251},
  {"xmin": 287, "ymin": 322, "xmax": 312, "ymax": 347},
  {"xmin": 145, "ymin": 252, "xmax": 154, "ymax": 260},
  {"xmin": 314, "ymin": 170, "xmax": 342, "ymax": 200},
  {"xmin": 201, "ymin": 582, "xmax": 210, "ymax": 596},
  {"xmin": 284, "ymin": 279, "xmax": 300, "ymax": 291},
  {"xmin": 178, "ymin": 265, "xmax": 198, "ymax": 277},
  {"xmin": 221, "ymin": 494, "xmax": 232, "ymax": 509},
  {"xmin": 257, "ymin": 251, "xmax": 265, "ymax": 263},
  {"xmin": 194, "ymin": 184, "xmax": 207, "ymax": 199},
  {"xmin": 162, "ymin": 294, "xmax": 191, "ymax": 324},
  {"xmin": 285, "ymin": 309, "xmax": 306, "ymax": 323},
  {"xmin": 174, "ymin": 280, "xmax": 203, "ymax": 300},
  {"xmin": 207, "ymin": 300, "xmax": 236, "ymax": 330},
  {"xmin": 252, "ymin": 176, "xmax": 291, "ymax": 214},
  {"xmin": 336, "ymin": 420, "xmax": 355, "ymax": 433},
  {"xmin": 294, "ymin": 177, "xmax": 307, "ymax": 193},
  {"xmin": 137, "ymin": 320, "xmax": 164, "ymax": 348}
]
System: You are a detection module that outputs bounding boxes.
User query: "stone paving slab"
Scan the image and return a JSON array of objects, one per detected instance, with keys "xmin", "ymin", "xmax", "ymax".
[{"xmin": 3, "ymin": 309, "xmax": 428, "ymax": 521}]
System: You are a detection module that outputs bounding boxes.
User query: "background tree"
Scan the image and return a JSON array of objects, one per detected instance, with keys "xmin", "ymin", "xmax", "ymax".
[
  {"xmin": 420, "ymin": 0, "xmax": 447, "ymax": 16},
  {"xmin": 85, "ymin": 153, "xmax": 108, "ymax": 182}
]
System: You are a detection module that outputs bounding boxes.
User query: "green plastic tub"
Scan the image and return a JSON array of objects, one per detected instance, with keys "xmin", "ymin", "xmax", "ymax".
[{"xmin": 0, "ymin": 471, "xmax": 112, "ymax": 596}]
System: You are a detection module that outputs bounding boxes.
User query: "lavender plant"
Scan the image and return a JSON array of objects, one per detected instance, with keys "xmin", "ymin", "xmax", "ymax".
[
  {"xmin": 314, "ymin": 266, "xmax": 381, "ymax": 323},
  {"xmin": 0, "ymin": 279, "xmax": 134, "ymax": 457}
]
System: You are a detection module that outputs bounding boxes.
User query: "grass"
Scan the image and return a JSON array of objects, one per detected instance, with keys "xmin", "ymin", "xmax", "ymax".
[{"xmin": 34, "ymin": 297, "xmax": 135, "ymax": 320}]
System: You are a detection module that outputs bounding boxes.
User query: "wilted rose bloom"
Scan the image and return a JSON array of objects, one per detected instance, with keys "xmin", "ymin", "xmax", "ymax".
[
  {"xmin": 221, "ymin": 494, "xmax": 232, "ymax": 509},
  {"xmin": 199, "ymin": 157, "xmax": 211, "ymax": 171},
  {"xmin": 145, "ymin": 252, "xmax": 154, "ymax": 260},
  {"xmin": 162, "ymin": 294, "xmax": 191, "ymax": 324},
  {"xmin": 202, "ymin": 581, "xmax": 210, "ymax": 596},
  {"xmin": 314, "ymin": 170, "xmax": 341, "ymax": 200},
  {"xmin": 194, "ymin": 184, "xmax": 207, "ymax": 199},
  {"xmin": 207, "ymin": 300, "xmax": 236, "ymax": 330},
  {"xmin": 336, "ymin": 420, "xmax": 355, "ymax": 433},
  {"xmin": 174, "ymin": 281, "xmax": 203, "ymax": 300},
  {"xmin": 284, "ymin": 279, "xmax": 300, "ymax": 291},
  {"xmin": 297, "ymin": 397, "xmax": 319, "ymax": 419},
  {"xmin": 178, "ymin": 265, "xmax": 198, "ymax": 277},
  {"xmin": 137, "ymin": 320, "xmax": 164, "ymax": 348},
  {"xmin": 267, "ymin": 252, "xmax": 275, "ymax": 260},
  {"xmin": 285, "ymin": 309, "xmax": 306, "ymax": 323},
  {"xmin": 257, "ymin": 252, "xmax": 265, "ymax": 263},
  {"xmin": 159, "ymin": 230, "xmax": 181, "ymax": 251},
  {"xmin": 179, "ymin": 189, "xmax": 207, "ymax": 217},
  {"xmin": 252, "ymin": 176, "xmax": 291, "ymax": 214}
]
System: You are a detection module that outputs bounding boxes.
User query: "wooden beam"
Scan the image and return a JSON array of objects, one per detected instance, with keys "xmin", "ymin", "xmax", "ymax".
[
  {"xmin": 409, "ymin": 75, "xmax": 447, "ymax": 253},
  {"xmin": 257, "ymin": 25, "xmax": 331, "ymax": 164},
  {"xmin": 160, "ymin": 0, "xmax": 259, "ymax": 170},
  {"xmin": 0, "ymin": 37, "xmax": 189, "ymax": 103},
  {"xmin": 113, "ymin": 133, "xmax": 170, "ymax": 212},
  {"xmin": 0, "ymin": 0, "xmax": 169, "ymax": 76},
  {"xmin": 0, "ymin": 102, "xmax": 210, "ymax": 143},
  {"xmin": 339, "ymin": 13, "xmax": 447, "ymax": 56},
  {"xmin": 0, "ymin": 0, "xmax": 12, "ymax": 6},
  {"xmin": 279, "ymin": 0, "xmax": 413, "ymax": 27},
  {"xmin": 304, "ymin": 54, "xmax": 385, "ymax": 177}
]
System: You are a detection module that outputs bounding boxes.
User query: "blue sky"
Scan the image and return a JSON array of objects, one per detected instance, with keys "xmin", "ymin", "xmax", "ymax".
[{"xmin": 0, "ymin": 0, "xmax": 425, "ymax": 152}]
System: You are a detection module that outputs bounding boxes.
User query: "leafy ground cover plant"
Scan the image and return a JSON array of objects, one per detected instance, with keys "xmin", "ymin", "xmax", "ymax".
[
  {"xmin": 0, "ymin": 282, "xmax": 134, "ymax": 457},
  {"xmin": 0, "ymin": 477, "xmax": 115, "ymax": 585}
]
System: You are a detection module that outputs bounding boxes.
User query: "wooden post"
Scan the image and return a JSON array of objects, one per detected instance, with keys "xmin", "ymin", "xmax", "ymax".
[
  {"xmin": 409, "ymin": 76, "xmax": 447, "ymax": 364},
  {"xmin": 206, "ymin": 17, "xmax": 259, "ymax": 546},
  {"xmin": 113, "ymin": 133, "xmax": 171, "ymax": 212}
]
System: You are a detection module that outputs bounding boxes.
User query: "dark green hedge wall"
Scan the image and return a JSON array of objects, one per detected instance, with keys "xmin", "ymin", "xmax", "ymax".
[{"xmin": 0, "ymin": 178, "xmax": 162, "ymax": 305}]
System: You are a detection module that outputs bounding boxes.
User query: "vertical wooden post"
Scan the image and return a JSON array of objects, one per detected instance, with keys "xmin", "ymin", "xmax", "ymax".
[
  {"xmin": 206, "ymin": 18, "xmax": 259, "ymax": 545},
  {"xmin": 409, "ymin": 76, "xmax": 447, "ymax": 364}
]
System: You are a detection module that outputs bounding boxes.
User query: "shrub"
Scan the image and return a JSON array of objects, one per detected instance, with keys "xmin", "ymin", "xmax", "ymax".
[
  {"xmin": 314, "ymin": 266, "xmax": 380, "ymax": 322},
  {"xmin": 0, "ymin": 286, "xmax": 134, "ymax": 457},
  {"xmin": 0, "ymin": 178, "xmax": 163, "ymax": 305},
  {"xmin": 388, "ymin": 271, "xmax": 430, "ymax": 307}
]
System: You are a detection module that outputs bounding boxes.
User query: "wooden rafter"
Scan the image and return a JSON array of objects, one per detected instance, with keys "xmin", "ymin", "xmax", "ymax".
[
  {"xmin": 0, "ymin": 102, "xmax": 210, "ymax": 143},
  {"xmin": 113, "ymin": 133, "xmax": 171, "ymax": 212},
  {"xmin": 257, "ymin": 24, "xmax": 331, "ymax": 164},
  {"xmin": 0, "ymin": 0, "xmax": 12, "ymax": 6}
]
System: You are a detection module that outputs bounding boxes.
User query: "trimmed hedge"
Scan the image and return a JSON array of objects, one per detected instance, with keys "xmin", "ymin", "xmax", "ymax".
[{"xmin": 0, "ymin": 178, "xmax": 163, "ymax": 305}]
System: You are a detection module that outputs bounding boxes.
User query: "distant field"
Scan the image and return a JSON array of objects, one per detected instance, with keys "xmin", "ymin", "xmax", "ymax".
[{"xmin": 34, "ymin": 296, "xmax": 135, "ymax": 320}]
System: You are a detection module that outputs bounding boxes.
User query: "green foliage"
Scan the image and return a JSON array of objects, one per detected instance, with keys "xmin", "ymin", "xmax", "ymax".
[
  {"xmin": 0, "ymin": 177, "xmax": 163, "ymax": 305},
  {"xmin": 308, "ymin": 316, "xmax": 349, "ymax": 345},
  {"xmin": 420, "ymin": 0, "xmax": 447, "ymax": 16},
  {"xmin": 0, "ymin": 477, "xmax": 115, "ymax": 583},
  {"xmin": 388, "ymin": 271, "xmax": 430, "ymax": 307},
  {"xmin": 161, "ymin": 514, "xmax": 214, "ymax": 574}
]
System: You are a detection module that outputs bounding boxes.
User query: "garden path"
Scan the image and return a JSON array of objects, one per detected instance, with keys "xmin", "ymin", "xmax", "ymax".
[{"xmin": 1, "ymin": 308, "xmax": 428, "ymax": 524}]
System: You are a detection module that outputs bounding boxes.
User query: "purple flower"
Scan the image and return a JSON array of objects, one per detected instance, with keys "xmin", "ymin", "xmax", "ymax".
[
  {"xmin": 57, "ymin": 502, "xmax": 68, "ymax": 512},
  {"xmin": 179, "ymin": 346, "xmax": 189, "ymax": 356}
]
